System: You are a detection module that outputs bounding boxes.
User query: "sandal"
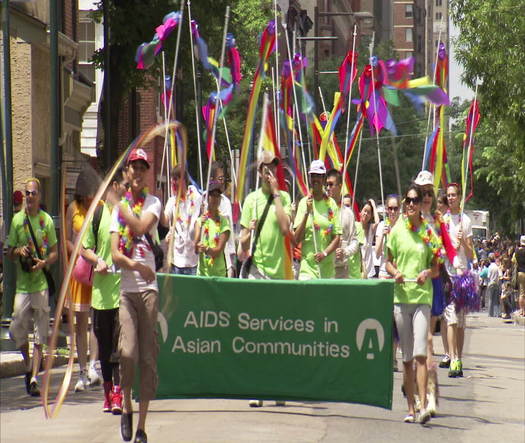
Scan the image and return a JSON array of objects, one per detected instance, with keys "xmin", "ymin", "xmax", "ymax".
[{"xmin": 403, "ymin": 414, "xmax": 415, "ymax": 423}]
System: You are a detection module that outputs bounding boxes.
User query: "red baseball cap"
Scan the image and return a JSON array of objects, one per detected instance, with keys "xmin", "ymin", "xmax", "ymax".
[
  {"xmin": 127, "ymin": 148, "xmax": 150, "ymax": 168},
  {"xmin": 13, "ymin": 190, "xmax": 23, "ymax": 205}
]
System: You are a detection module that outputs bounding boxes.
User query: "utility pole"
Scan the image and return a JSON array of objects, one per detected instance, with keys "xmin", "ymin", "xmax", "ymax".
[
  {"xmin": 50, "ymin": 0, "xmax": 60, "ymax": 217},
  {"xmin": 103, "ymin": 0, "xmax": 111, "ymax": 170},
  {"xmin": 1, "ymin": 0, "xmax": 15, "ymax": 320}
]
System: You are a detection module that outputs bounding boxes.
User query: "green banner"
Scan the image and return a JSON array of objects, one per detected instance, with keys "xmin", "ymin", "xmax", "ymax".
[{"xmin": 155, "ymin": 275, "xmax": 394, "ymax": 409}]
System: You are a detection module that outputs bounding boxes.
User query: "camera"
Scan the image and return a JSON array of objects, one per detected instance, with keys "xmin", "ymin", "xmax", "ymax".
[{"xmin": 20, "ymin": 254, "xmax": 37, "ymax": 272}]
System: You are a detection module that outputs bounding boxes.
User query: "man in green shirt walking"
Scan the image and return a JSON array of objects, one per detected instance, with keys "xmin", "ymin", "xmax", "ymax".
[{"xmin": 7, "ymin": 178, "xmax": 58, "ymax": 396}]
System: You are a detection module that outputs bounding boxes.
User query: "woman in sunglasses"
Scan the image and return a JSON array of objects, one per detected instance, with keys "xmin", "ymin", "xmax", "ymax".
[{"xmin": 386, "ymin": 184, "xmax": 441, "ymax": 424}]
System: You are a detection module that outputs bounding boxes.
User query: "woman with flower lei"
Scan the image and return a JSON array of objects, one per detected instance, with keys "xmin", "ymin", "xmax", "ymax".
[
  {"xmin": 293, "ymin": 160, "xmax": 341, "ymax": 280},
  {"xmin": 386, "ymin": 184, "xmax": 440, "ymax": 425},
  {"xmin": 194, "ymin": 182, "xmax": 231, "ymax": 277}
]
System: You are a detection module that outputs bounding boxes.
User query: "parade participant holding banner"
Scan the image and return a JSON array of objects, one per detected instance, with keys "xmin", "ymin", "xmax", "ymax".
[
  {"xmin": 386, "ymin": 184, "xmax": 440, "ymax": 424},
  {"xmin": 209, "ymin": 161, "xmax": 236, "ymax": 277},
  {"xmin": 375, "ymin": 194, "xmax": 401, "ymax": 279},
  {"xmin": 239, "ymin": 151, "xmax": 292, "ymax": 281},
  {"xmin": 293, "ymin": 161, "xmax": 341, "ymax": 280},
  {"xmin": 163, "ymin": 165, "xmax": 202, "ymax": 275},
  {"xmin": 81, "ymin": 167, "xmax": 128, "ymax": 414},
  {"xmin": 194, "ymin": 181, "xmax": 231, "ymax": 277},
  {"xmin": 357, "ymin": 199, "xmax": 379, "ymax": 278},
  {"xmin": 239, "ymin": 150, "xmax": 292, "ymax": 408},
  {"xmin": 444, "ymin": 182, "xmax": 474, "ymax": 378},
  {"xmin": 7, "ymin": 178, "xmax": 58, "ymax": 397},
  {"xmin": 326, "ymin": 169, "xmax": 358, "ymax": 279},
  {"xmin": 111, "ymin": 148, "xmax": 162, "ymax": 443}
]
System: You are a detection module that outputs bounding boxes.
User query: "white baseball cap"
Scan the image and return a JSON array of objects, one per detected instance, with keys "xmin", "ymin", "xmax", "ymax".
[
  {"xmin": 414, "ymin": 170, "xmax": 434, "ymax": 186},
  {"xmin": 308, "ymin": 159, "xmax": 326, "ymax": 175}
]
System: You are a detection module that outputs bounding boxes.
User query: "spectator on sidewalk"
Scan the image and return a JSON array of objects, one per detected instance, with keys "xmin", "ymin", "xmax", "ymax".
[
  {"xmin": 7, "ymin": 178, "xmax": 58, "ymax": 396},
  {"xmin": 487, "ymin": 253, "xmax": 501, "ymax": 317},
  {"xmin": 513, "ymin": 236, "xmax": 525, "ymax": 316}
]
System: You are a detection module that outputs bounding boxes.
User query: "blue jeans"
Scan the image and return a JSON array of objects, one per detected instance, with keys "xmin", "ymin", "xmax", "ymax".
[
  {"xmin": 487, "ymin": 284, "xmax": 500, "ymax": 317},
  {"xmin": 170, "ymin": 265, "xmax": 197, "ymax": 276}
]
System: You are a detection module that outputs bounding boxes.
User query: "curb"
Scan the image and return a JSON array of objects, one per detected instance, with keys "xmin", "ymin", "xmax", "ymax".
[{"xmin": 0, "ymin": 354, "xmax": 70, "ymax": 379}]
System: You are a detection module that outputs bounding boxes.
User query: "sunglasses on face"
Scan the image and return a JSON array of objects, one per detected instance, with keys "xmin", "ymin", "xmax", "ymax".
[
  {"xmin": 405, "ymin": 197, "xmax": 421, "ymax": 205},
  {"xmin": 25, "ymin": 190, "xmax": 38, "ymax": 197},
  {"xmin": 422, "ymin": 190, "xmax": 434, "ymax": 197},
  {"xmin": 387, "ymin": 206, "xmax": 399, "ymax": 211}
]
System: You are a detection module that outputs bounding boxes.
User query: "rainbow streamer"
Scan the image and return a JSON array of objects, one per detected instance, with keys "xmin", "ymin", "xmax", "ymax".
[
  {"xmin": 461, "ymin": 99, "xmax": 481, "ymax": 203},
  {"xmin": 235, "ymin": 20, "xmax": 276, "ymax": 207}
]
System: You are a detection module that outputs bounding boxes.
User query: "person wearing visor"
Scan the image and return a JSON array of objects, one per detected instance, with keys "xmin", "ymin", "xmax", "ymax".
[
  {"xmin": 293, "ymin": 160, "xmax": 341, "ymax": 280},
  {"xmin": 195, "ymin": 181, "xmax": 231, "ymax": 277}
]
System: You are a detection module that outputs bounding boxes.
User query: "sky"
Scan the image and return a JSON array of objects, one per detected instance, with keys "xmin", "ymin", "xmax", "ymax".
[{"xmin": 448, "ymin": 19, "xmax": 474, "ymax": 101}]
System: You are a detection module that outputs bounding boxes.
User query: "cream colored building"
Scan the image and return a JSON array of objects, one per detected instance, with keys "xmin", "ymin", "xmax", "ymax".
[{"xmin": 1, "ymin": 1, "xmax": 92, "ymax": 215}]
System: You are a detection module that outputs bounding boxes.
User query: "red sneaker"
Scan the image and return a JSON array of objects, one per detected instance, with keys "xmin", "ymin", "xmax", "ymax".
[
  {"xmin": 103, "ymin": 381, "xmax": 113, "ymax": 413},
  {"xmin": 112, "ymin": 385, "xmax": 123, "ymax": 415}
]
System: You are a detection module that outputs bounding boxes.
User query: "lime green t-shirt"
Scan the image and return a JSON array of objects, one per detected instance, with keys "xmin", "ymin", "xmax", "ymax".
[
  {"xmin": 82, "ymin": 203, "xmax": 120, "ymax": 310},
  {"xmin": 240, "ymin": 188, "xmax": 292, "ymax": 279},
  {"xmin": 294, "ymin": 196, "xmax": 342, "ymax": 279},
  {"xmin": 7, "ymin": 210, "xmax": 57, "ymax": 293},
  {"xmin": 197, "ymin": 214, "xmax": 231, "ymax": 277},
  {"xmin": 349, "ymin": 223, "xmax": 365, "ymax": 278},
  {"xmin": 386, "ymin": 217, "xmax": 434, "ymax": 305}
]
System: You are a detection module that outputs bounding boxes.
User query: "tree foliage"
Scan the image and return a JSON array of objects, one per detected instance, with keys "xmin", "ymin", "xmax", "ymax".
[{"xmin": 450, "ymin": 0, "xmax": 525, "ymax": 235}]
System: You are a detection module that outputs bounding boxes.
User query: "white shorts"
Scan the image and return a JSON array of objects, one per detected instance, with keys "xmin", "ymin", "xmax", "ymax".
[
  {"xmin": 394, "ymin": 304, "xmax": 430, "ymax": 362},
  {"xmin": 444, "ymin": 302, "xmax": 466, "ymax": 327},
  {"xmin": 9, "ymin": 290, "xmax": 50, "ymax": 347}
]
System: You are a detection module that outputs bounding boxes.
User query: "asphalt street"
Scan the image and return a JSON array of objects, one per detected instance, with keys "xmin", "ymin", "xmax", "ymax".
[{"xmin": 0, "ymin": 313, "xmax": 523, "ymax": 443}]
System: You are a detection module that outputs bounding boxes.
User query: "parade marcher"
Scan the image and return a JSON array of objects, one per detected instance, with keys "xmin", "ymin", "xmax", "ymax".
[
  {"xmin": 194, "ymin": 181, "xmax": 231, "ymax": 277},
  {"xmin": 443, "ymin": 183, "xmax": 475, "ymax": 377},
  {"xmin": 111, "ymin": 148, "xmax": 162, "ymax": 443},
  {"xmin": 209, "ymin": 161, "xmax": 236, "ymax": 277},
  {"xmin": 163, "ymin": 165, "xmax": 202, "ymax": 275},
  {"xmin": 326, "ymin": 169, "xmax": 360, "ymax": 279},
  {"xmin": 386, "ymin": 184, "xmax": 440, "ymax": 424},
  {"xmin": 81, "ymin": 167, "xmax": 128, "ymax": 414},
  {"xmin": 7, "ymin": 178, "xmax": 58, "ymax": 396},
  {"xmin": 375, "ymin": 194, "xmax": 401, "ymax": 279},
  {"xmin": 357, "ymin": 199, "xmax": 379, "ymax": 278},
  {"xmin": 67, "ymin": 168, "xmax": 102, "ymax": 391},
  {"xmin": 239, "ymin": 151, "xmax": 292, "ymax": 408},
  {"xmin": 293, "ymin": 161, "xmax": 341, "ymax": 280}
]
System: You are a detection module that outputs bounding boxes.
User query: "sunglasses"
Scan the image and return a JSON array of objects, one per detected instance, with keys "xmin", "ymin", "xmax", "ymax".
[
  {"xmin": 387, "ymin": 206, "xmax": 399, "ymax": 211},
  {"xmin": 25, "ymin": 190, "xmax": 38, "ymax": 197},
  {"xmin": 405, "ymin": 197, "xmax": 421, "ymax": 205},
  {"xmin": 325, "ymin": 182, "xmax": 337, "ymax": 188},
  {"xmin": 422, "ymin": 190, "xmax": 434, "ymax": 197}
]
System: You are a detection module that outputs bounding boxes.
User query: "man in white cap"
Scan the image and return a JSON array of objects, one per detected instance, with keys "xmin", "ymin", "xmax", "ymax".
[
  {"xmin": 239, "ymin": 150, "xmax": 293, "ymax": 408},
  {"xmin": 293, "ymin": 160, "xmax": 341, "ymax": 280},
  {"xmin": 111, "ymin": 148, "xmax": 161, "ymax": 443}
]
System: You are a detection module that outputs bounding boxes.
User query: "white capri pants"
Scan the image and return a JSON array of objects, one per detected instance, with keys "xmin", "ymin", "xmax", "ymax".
[
  {"xmin": 9, "ymin": 290, "xmax": 50, "ymax": 348},
  {"xmin": 394, "ymin": 303, "xmax": 430, "ymax": 362}
]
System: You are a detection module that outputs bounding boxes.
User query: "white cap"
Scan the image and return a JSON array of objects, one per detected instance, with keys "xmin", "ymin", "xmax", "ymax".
[
  {"xmin": 520, "ymin": 235, "xmax": 525, "ymax": 246},
  {"xmin": 414, "ymin": 170, "xmax": 434, "ymax": 186},
  {"xmin": 308, "ymin": 159, "xmax": 326, "ymax": 175}
]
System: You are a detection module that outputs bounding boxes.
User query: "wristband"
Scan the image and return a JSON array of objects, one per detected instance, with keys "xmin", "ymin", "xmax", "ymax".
[{"xmin": 272, "ymin": 193, "xmax": 280, "ymax": 198}]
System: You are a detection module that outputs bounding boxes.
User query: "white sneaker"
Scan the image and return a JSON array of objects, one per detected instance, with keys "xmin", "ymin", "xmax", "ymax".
[
  {"xmin": 419, "ymin": 408, "xmax": 431, "ymax": 424},
  {"xmin": 427, "ymin": 392, "xmax": 437, "ymax": 417},
  {"xmin": 88, "ymin": 364, "xmax": 101, "ymax": 387},
  {"xmin": 74, "ymin": 372, "xmax": 89, "ymax": 392},
  {"xmin": 249, "ymin": 400, "xmax": 263, "ymax": 407}
]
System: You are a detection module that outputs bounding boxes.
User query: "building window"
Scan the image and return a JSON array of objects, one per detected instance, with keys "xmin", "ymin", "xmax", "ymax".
[
  {"xmin": 405, "ymin": 4, "xmax": 413, "ymax": 18},
  {"xmin": 405, "ymin": 28, "xmax": 413, "ymax": 43},
  {"xmin": 436, "ymin": 12, "xmax": 443, "ymax": 21},
  {"xmin": 78, "ymin": 11, "xmax": 96, "ymax": 101},
  {"xmin": 436, "ymin": 0, "xmax": 442, "ymax": 6}
]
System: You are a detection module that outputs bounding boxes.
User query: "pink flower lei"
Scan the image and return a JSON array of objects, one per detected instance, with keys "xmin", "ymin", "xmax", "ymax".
[
  {"xmin": 118, "ymin": 187, "xmax": 147, "ymax": 257},
  {"xmin": 404, "ymin": 215, "xmax": 444, "ymax": 263},
  {"xmin": 202, "ymin": 212, "xmax": 220, "ymax": 265},
  {"xmin": 23, "ymin": 210, "xmax": 49, "ymax": 257}
]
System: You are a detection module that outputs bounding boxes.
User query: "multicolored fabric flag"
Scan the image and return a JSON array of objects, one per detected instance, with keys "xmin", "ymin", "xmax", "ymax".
[
  {"xmin": 461, "ymin": 99, "xmax": 481, "ymax": 203},
  {"xmin": 235, "ymin": 20, "xmax": 276, "ymax": 212}
]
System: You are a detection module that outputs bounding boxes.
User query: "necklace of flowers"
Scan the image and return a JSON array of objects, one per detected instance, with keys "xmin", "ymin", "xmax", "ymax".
[
  {"xmin": 175, "ymin": 187, "xmax": 198, "ymax": 227},
  {"xmin": 118, "ymin": 187, "xmax": 147, "ymax": 257},
  {"xmin": 202, "ymin": 212, "xmax": 220, "ymax": 265},
  {"xmin": 404, "ymin": 215, "xmax": 444, "ymax": 263},
  {"xmin": 24, "ymin": 210, "xmax": 48, "ymax": 257},
  {"xmin": 312, "ymin": 196, "xmax": 335, "ymax": 238}
]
